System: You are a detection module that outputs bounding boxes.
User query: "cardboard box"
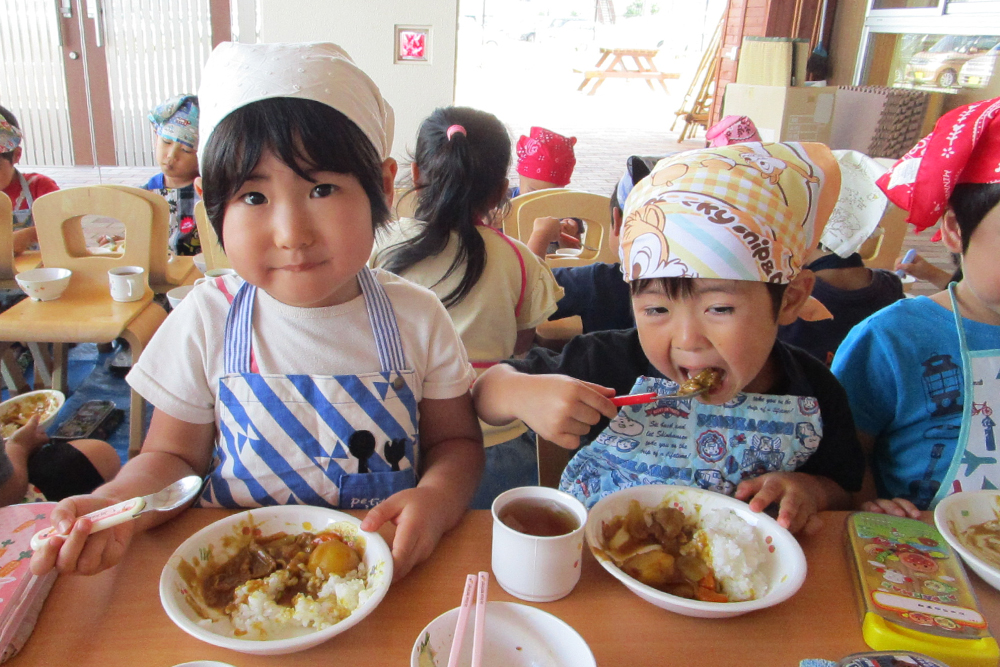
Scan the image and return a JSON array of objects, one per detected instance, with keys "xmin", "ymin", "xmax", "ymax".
[{"xmin": 723, "ymin": 84, "xmax": 837, "ymax": 144}]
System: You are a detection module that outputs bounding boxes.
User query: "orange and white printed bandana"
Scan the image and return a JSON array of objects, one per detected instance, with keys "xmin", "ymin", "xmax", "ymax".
[{"xmin": 620, "ymin": 142, "xmax": 840, "ymax": 285}]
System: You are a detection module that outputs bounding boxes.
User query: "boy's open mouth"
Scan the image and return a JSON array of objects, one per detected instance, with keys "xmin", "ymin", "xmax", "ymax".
[{"xmin": 678, "ymin": 367, "xmax": 725, "ymax": 396}]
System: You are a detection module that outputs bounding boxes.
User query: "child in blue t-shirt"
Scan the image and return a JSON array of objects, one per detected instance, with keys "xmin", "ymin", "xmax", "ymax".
[
  {"xmin": 832, "ymin": 98, "xmax": 1000, "ymax": 515},
  {"xmin": 141, "ymin": 95, "xmax": 201, "ymax": 256}
]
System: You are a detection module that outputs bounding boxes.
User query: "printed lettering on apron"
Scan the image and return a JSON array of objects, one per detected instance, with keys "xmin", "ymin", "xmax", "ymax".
[
  {"xmin": 560, "ymin": 375, "xmax": 824, "ymax": 508},
  {"xmin": 200, "ymin": 268, "xmax": 419, "ymax": 510}
]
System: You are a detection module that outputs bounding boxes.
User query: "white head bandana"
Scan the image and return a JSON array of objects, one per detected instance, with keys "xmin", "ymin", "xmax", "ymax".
[
  {"xmin": 197, "ymin": 42, "xmax": 395, "ymax": 165},
  {"xmin": 819, "ymin": 150, "xmax": 889, "ymax": 258}
]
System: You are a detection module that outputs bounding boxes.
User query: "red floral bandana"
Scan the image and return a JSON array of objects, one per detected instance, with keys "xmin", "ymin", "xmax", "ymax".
[
  {"xmin": 516, "ymin": 126, "xmax": 577, "ymax": 186},
  {"xmin": 876, "ymin": 96, "xmax": 1000, "ymax": 232}
]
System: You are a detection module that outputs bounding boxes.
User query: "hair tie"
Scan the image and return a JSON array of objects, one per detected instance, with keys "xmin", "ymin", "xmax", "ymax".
[{"xmin": 446, "ymin": 124, "xmax": 466, "ymax": 140}]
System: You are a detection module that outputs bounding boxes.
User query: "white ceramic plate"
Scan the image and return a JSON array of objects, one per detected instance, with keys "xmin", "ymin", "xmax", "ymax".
[
  {"xmin": 585, "ymin": 485, "xmax": 807, "ymax": 618},
  {"xmin": 410, "ymin": 601, "xmax": 595, "ymax": 667},
  {"xmin": 160, "ymin": 506, "xmax": 392, "ymax": 655},
  {"xmin": 934, "ymin": 490, "xmax": 1000, "ymax": 593}
]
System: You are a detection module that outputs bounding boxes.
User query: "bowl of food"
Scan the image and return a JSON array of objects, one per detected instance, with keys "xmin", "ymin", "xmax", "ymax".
[
  {"xmin": 0, "ymin": 389, "xmax": 66, "ymax": 438},
  {"xmin": 159, "ymin": 505, "xmax": 392, "ymax": 655},
  {"xmin": 411, "ymin": 601, "xmax": 595, "ymax": 667},
  {"xmin": 15, "ymin": 267, "xmax": 72, "ymax": 301},
  {"xmin": 934, "ymin": 490, "xmax": 1000, "ymax": 592},
  {"xmin": 193, "ymin": 253, "xmax": 207, "ymax": 275},
  {"xmin": 585, "ymin": 485, "xmax": 806, "ymax": 618}
]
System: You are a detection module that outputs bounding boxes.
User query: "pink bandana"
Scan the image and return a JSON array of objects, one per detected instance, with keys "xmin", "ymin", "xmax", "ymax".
[
  {"xmin": 705, "ymin": 115, "xmax": 762, "ymax": 147},
  {"xmin": 516, "ymin": 126, "xmax": 577, "ymax": 186},
  {"xmin": 876, "ymin": 96, "xmax": 1000, "ymax": 232}
]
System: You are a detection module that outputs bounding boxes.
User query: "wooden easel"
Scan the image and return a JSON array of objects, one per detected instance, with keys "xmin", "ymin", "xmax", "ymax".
[{"xmin": 672, "ymin": 18, "xmax": 723, "ymax": 142}]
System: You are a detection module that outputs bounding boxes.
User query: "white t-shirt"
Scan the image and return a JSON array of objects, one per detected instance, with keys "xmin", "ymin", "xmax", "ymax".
[
  {"xmin": 127, "ymin": 270, "xmax": 476, "ymax": 425},
  {"xmin": 371, "ymin": 218, "xmax": 564, "ymax": 363}
]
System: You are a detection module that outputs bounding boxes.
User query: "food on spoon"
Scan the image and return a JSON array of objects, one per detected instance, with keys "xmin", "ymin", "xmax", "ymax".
[
  {"xmin": 677, "ymin": 368, "xmax": 722, "ymax": 396},
  {"xmin": 189, "ymin": 525, "xmax": 374, "ymax": 640},
  {"xmin": 600, "ymin": 500, "xmax": 767, "ymax": 602},
  {"xmin": 0, "ymin": 393, "xmax": 61, "ymax": 438}
]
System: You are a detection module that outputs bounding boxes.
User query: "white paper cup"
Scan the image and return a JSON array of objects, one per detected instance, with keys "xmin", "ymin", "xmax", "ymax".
[
  {"xmin": 107, "ymin": 266, "xmax": 146, "ymax": 302},
  {"xmin": 491, "ymin": 486, "xmax": 587, "ymax": 602},
  {"xmin": 194, "ymin": 268, "xmax": 237, "ymax": 286}
]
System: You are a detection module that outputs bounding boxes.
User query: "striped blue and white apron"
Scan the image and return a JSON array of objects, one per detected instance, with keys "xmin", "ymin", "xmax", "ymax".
[{"xmin": 198, "ymin": 268, "xmax": 419, "ymax": 510}]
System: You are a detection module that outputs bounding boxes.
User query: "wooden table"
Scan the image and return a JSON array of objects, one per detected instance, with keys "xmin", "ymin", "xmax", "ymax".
[
  {"xmin": 9, "ymin": 510, "xmax": 1000, "ymax": 666},
  {"xmin": 578, "ymin": 48, "xmax": 680, "ymax": 96},
  {"xmin": 0, "ymin": 275, "xmax": 165, "ymax": 453}
]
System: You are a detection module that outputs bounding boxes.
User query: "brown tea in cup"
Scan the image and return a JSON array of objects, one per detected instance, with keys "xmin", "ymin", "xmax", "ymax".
[{"xmin": 498, "ymin": 497, "xmax": 580, "ymax": 537}]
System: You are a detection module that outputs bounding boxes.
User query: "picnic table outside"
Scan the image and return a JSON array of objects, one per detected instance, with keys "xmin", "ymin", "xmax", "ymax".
[{"xmin": 577, "ymin": 47, "xmax": 680, "ymax": 95}]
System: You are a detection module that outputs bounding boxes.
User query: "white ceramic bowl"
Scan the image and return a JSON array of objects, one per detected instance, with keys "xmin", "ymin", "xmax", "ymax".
[
  {"xmin": 167, "ymin": 285, "xmax": 195, "ymax": 309},
  {"xmin": 160, "ymin": 506, "xmax": 392, "ymax": 655},
  {"xmin": 411, "ymin": 601, "xmax": 595, "ymax": 667},
  {"xmin": 15, "ymin": 267, "xmax": 72, "ymax": 301},
  {"xmin": 193, "ymin": 253, "xmax": 207, "ymax": 275},
  {"xmin": 585, "ymin": 485, "xmax": 807, "ymax": 618},
  {"xmin": 934, "ymin": 490, "xmax": 1000, "ymax": 592},
  {"xmin": 0, "ymin": 389, "xmax": 66, "ymax": 436}
]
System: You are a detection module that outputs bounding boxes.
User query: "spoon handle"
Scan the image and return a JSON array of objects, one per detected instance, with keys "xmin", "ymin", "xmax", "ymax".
[{"xmin": 30, "ymin": 496, "xmax": 147, "ymax": 551}]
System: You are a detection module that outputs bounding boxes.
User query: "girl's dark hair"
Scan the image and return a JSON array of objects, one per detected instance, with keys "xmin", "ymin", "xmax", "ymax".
[
  {"xmin": 0, "ymin": 105, "xmax": 20, "ymax": 163},
  {"xmin": 630, "ymin": 277, "xmax": 788, "ymax": 320},
  {"xmin": 949, "ymin": 182, "xmax": 1000, "ymax": 254},
  {"xmin": 200, "ymin": 97, "xmax": 390, "ymax": 247},
  {"xmin": 378, "ymin": 106, "xmax": 511, "ymax": 308}
]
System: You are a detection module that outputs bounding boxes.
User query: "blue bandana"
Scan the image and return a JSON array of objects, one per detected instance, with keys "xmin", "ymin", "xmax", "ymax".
[{"xmin": 149, "ymin": 94, "xmax": 199, "ymax": 149}]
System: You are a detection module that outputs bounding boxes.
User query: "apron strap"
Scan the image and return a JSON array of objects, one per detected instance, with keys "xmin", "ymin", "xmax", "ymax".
[
  {"xmin": 358, "ymin": 267, "xmax": 408, "ymax": 372},
  {"xmin": 223, "ymin": 269, "xmax": 409, "ymax": 375},
  {"xmin": 12, "ymin": 171, "xmax": 33, "ymax": 226}
]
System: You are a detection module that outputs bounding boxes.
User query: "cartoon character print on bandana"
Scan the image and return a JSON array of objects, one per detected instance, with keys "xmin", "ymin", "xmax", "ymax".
[
  {"xmin": 559, "ymin": 375, "xmax": 825, "ymax": 508},
  {"xmin": 619, "ymin": 142, "xmax": 838, "ymax": 286}
]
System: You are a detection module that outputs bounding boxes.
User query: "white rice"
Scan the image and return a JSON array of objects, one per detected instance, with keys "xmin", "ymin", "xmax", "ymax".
[
  {"xmin": 222, "ymin": 562, "xmax": 372, "ymax": 640},
  {"xmin": 693, "ymin": 508, "xmax": 768, "ymax": 601}
]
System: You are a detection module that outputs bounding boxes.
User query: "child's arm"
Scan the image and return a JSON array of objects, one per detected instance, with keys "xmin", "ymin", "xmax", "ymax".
[
  {"xmin": 30, "ymin": 409, "xmax": 215, "ymax": 576},
  {"xmin": 360, "ymin": 392, "xmax": 483, "ymax": 581},
  {"xmin": 853, "ymin": 430, "xmax": 922, "ymax": 518},
  {"xmin": 473, "ymin": 364, "xmax": 617, "ymax": 449},
  {"xmin": 894, "ymin": 252, "xmax": 952, "ymax": 290},
  {"xmin": 526, "ymin": 216, "xmax": 563, "ymax": 258},
  {"xmin": 735, "ymin": 471, "xmax": 852, "ymax": 534},
  {"xmin": 0, "ymin": 415, "xmax": 47, "ymax": 507},
  {"xmin": 12, "ymin": 227, "xmax": 37, "ymax": 255}
]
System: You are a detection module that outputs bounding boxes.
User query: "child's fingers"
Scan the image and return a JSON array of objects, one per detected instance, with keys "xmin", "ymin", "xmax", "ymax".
[
  {"xmin": 891, "ymin": 497, "xmax": 922, "ymax": 518},
  {"xmin": 801, "ymin": 513, "xmax": 824, "ymax": 536},
  {"xmin": 29, "ymin": 534, "xmax": 63, "ymax": 575},
  {"xmin": 738, "ymin": 477, "xmax": 781, "ymax": 513},
  {"xmin": 776, "ymin": 493, "xmax": 808, "ymax": 533},
  {"xmin": 359, "ymin": 496, "xmax": 402, "ymax": 533},
  {"xmin": 864, "ymin": 498, "xmax": 908, "ymax": 516}
]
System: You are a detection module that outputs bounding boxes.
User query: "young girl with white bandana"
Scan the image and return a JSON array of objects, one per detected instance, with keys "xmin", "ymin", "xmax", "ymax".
[
  {"xmin": 474, "ymin": 142, "xmax": 865, "ymax": 533},
  {"xmin": 833, "ymin": 97, "xmax": 1000, "ymax": 516},
  {"xmin": 0, "ymin": 105, "xmax": 59, "ymax": 255},
  {"xmin": 31, "ymin": 42, "xmax": 483, "ymax": 582}
]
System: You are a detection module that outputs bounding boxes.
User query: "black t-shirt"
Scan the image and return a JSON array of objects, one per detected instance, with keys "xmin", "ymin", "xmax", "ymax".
[
  {"xmin": 778, "ymin": 268, "xmax": 904, "ymax": 366},
  {"xmin": 508, "ymin": 329, "xmax": 864, "ymax": 492},
  {"xmin": 550, "ymin": 262, "xmax": 633, "ymax": 333}
]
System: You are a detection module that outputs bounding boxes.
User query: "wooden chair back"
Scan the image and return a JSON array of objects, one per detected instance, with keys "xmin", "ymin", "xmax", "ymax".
[
  {"xmin": 516, "ymin": 191, "xmax": 616, "ymax": 267},
  {"xmin": 860, "ymin": 202, "xmax": 908, "ymax": 272},
  {"xmin": 31, "ymin": 186, "xmax": 163, "ymax": 287},
  {"xmin": 394, "ymin": 187, "xmax": 418, "ymax": 220},
  {"xmin": 98, "ymin": 185, "xmax": 171, "ymax": 286},
  {"xmin": 0, "ymin": 193, "xmax": 14, "ymax": 284},
  {"xmin": 193, "ymin": 201, "xmax": 231, "ymax": 270},
  {"xmin": 502, "ymin": 189, "xmax": 570, "ymax": 240}
]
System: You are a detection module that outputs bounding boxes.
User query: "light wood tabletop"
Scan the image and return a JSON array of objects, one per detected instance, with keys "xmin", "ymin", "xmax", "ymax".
[{"xmin": 9, "ymin": 509, "xmax": 1000, "ymax": 666}]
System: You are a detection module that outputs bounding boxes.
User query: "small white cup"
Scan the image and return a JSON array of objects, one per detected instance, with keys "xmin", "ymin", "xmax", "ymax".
[
  {"xmin": 194, "ymin": 268, "xmax": 237, "ymax": 286},
  {"xmin": 491, "ymin": 486, "xmax": 588, "ymax": 602},
  {"xmin": 107, "ymin": 266, "xmax": 146, "ymax": 302},
  {"xmin": 166, "ymin": 284, "xmax": 194, "ymax": 309}
]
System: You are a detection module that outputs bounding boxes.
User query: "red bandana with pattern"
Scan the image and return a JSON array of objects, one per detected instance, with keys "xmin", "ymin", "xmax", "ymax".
[{"xmin": 876, "ymin": 96, "xmax": 1000, "ymax": 232}]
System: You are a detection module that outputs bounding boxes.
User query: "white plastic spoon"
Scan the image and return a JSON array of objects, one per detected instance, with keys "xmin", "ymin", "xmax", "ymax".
[{"xmin": 30, "ymin": 475, "xmax": 203, "ymax": 551}]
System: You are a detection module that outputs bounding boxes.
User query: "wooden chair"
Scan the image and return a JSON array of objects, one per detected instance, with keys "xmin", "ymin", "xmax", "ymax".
[
  {"xmin": 501, "ymin": 189, "xmax": 571, "ymax": 240},
  {"xmin": 193, "ymin": 201, "xmax": 231, "ymax": 271},
  {"xmin": 515, "ymin": 191, "xmax": 616, "ymax": 267},
  {"xmin": 393, "ymin": 187, "xmax": 418, "ymax": 220},
  {"xmin": 0, "ymin": 192, "xmax": 32, "ymax": 395},
  {"xmin": 0, "ymin": 185, "xmax": 169, "ymax": 456}
]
